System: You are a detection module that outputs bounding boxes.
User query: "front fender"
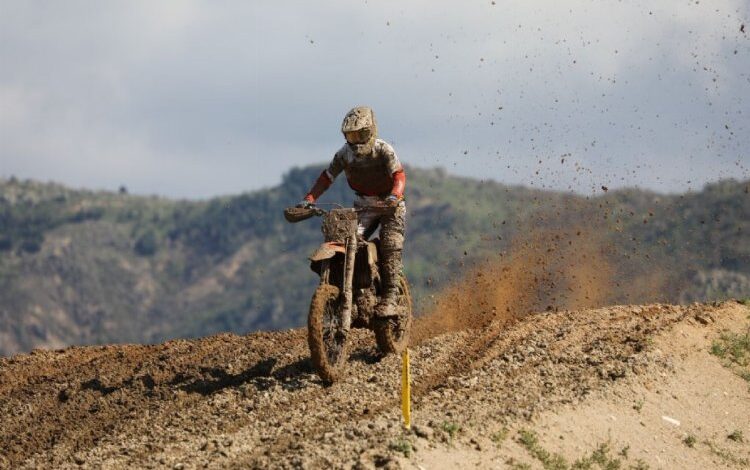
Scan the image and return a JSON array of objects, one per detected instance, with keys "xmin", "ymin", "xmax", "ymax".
[{"xmin": 309, "ymin": 242, "xmax": 346, "ymax": 262}]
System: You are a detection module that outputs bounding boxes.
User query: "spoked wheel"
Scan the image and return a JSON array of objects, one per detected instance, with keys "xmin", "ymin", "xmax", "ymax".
[
  {"xmin": 374, "ymin": 275, "xmax": 413, "ymax": 355},
  {"xmin": 308, "ymin": 284, "xmax": 349, "ymax": 383}
]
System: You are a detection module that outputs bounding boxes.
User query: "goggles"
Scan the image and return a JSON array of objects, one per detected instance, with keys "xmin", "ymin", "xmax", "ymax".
[{"xmin": 344, "ymin": 129, "xmax": 372, "ymax": 145}]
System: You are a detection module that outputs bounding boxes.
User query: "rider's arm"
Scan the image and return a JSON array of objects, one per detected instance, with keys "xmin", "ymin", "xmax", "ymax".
[
  {"xmin": 304, "ymin": 171, "xmax": 333, "ymax": 203},
  {"xmin": 391, "ymin": 169, "xmax": 406, "ymax": 199},
  {"xmin": 379, "ymin": 140, "xmax": 406, "ymax": 200},
  {"xmin": 304, "ymin": 150, "xmax": 345, "ymax": 203}
]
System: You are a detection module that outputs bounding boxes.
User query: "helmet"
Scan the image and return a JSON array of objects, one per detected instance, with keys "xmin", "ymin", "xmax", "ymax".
[{"xmin": 342, "ymin": 106, "xmax": 377, "ymax": 156}]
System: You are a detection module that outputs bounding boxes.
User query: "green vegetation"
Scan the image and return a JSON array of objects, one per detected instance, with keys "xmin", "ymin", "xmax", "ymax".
[
  {"xmin": 505, "ymin": 458, "xmax": 532, "ymax": 470},
  {"xmin": 388, "ymin": 439, "xmax": 412, "ymax": 457},
  {"xmin": 441, "ymin": 421, "xmax": 461, "ymax": 441},
  {"xmin": 587, "ymin": 442, "xmax": 625, "ymax": 469},
  {"xmin": 0, "ymin": 193, "xmax": 102, "ymax": 253},
  {"xmin": 1, "ymin": 170, "xmax": 749, "ymax": 355},
  {"xmin": 490, "ymin": 427, "xmax": 509, "ymax": 445},
  {"xmin": 632, "ymin": 399, "xmax": 644, "ymax": 413},
  {"xmin": 134, "ymin": 230, "xmax": 158, "ymax": 256},
  {"xmin": 710, "ymin": 331, "xmax": 750, "ymax": 365},
  {"xmin": 727, "ymin": 430, "xmax": 744, "ymax": 443},
  {"xmin": 682, "ymin": 434, "xmax": 696, "ymax": 448},
  {"xmin": 704, "ymin": 439, "xmax": 750, "ymax": 466},
  {"xmin": 517, "ymin": 429, "xmax": 569, "ymax": 470},
  {"xmin": 710, "ymin": 328, "xmax": 750, "ymax": 383},
  {"xmin": 516, "ymin": 430, "xmax": 651, "ymax": 470},
  {"xmin": 630, "ymin": 460, "xmax": 650, "ymax": 470}
]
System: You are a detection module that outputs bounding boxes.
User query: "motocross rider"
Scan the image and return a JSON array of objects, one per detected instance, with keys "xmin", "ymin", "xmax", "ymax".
[{"xmin": 298, "ymin": 106, "xmax": 406, "ymax": 318}]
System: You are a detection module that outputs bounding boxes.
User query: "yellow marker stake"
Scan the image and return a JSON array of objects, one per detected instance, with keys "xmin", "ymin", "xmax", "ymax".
[{"xmin": 401, "ymin": 348, "xmax": 411, "ymax": 429}]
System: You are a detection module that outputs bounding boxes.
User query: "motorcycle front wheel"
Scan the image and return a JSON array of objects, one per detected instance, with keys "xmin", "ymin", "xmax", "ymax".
[{"xmin": 308, "ymin": 284, "xmax": 349, "ymax": 383}]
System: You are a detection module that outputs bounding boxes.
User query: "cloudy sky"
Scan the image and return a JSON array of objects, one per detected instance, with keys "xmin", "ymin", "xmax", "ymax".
[{"xmin": 1, "ymin": 0, "xmax": 748, "ymax": 198}]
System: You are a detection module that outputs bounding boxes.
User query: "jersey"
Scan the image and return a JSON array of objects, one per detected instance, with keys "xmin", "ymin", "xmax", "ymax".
[{"xmin": 325, "ymin": 139, "xmax": 403, "ymax": 197}]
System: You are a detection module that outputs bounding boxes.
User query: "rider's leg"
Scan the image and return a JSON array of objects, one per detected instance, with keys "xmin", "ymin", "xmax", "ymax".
[
  {"xmin": 354, "ymin": 195, "xmax": 381, "ymax": 239},
  {"xmin": 376, "ymin": 201, "xmax": 406, "ymax": 317}
]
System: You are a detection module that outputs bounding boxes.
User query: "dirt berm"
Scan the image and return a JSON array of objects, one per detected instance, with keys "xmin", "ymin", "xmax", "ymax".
[{"xmin": 1, "ymin": 301, "xmax": 749, "ymax": 469}]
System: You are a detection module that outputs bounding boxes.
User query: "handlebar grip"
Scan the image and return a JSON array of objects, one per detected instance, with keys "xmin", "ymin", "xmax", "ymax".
[{"xmin": 284, "ymin": 207, "xmax": 318, "ymax": 223}]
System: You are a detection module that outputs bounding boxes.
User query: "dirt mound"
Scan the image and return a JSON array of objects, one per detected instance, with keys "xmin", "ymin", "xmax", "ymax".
[{"xmin": 1, "ymin": 300, "xmax": 747, "ymax": 469}]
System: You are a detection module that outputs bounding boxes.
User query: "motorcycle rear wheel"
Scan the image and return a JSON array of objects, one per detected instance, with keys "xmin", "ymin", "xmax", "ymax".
[
  {"xmin": 374, "ymin": 275, "xmax": 413, "ymax": 355},
  {"xmin": 308, "ymin": 284, "xmax": 349, "ymax": 383}
]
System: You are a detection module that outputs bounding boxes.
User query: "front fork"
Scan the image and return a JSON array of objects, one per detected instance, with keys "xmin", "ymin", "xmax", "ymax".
[
  {"xmin": 317, "ymin": 235, "xmax": 356, "ymax": 334},
  {"xmin": 340, "ymin": 235, "xmax": 356, "ymax": 334},
  {"xmin": 320, "ymin": 260, "xmax": 330, "ymax": 285}
]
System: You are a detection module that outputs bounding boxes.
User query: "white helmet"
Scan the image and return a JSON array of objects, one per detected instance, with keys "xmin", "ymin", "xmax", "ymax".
[{"xmin": 342, "ymin": 106, "xmax": 377, "ymax": 156}]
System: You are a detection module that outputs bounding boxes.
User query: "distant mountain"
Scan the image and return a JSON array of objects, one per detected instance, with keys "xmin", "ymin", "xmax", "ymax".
[{"xmin": 1, "ymin": 168, "xmax": 748, "ymax": 355}]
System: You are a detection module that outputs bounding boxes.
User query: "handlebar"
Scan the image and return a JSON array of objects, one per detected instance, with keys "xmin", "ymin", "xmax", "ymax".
[
  {"xmin": 283, "ymin": 203, "xmax": 397, "ymax": 223},
  {"xmin": 354, "ymin": 204, "xmax": 398, "ymax": 213}
]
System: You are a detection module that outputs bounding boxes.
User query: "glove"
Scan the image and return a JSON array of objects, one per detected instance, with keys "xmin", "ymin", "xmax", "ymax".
[
  {"xmin": 296, "ymin": 199, "xmax": 314, "ymax": 209},
  {"xmin": 385, "ymin": 194, "xmax": 401, "ymax": 207}
]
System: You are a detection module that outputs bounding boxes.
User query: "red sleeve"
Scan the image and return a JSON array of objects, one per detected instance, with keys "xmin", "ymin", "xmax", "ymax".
[
  {"xmin": 391, "ymin": 169, "xmax": 406, "ymax": 198},
  {"xmin": 304, "ymin": 171, "xmax": 333, "ymax": 202}
]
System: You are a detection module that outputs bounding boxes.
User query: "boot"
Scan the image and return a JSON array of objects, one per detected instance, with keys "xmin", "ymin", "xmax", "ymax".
[{"xmin": 375, "ymin": 249, "xmax": 402, "ymax": 318}]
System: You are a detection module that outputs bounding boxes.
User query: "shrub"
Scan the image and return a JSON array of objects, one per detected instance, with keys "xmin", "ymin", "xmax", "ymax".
[
  {"xmin": 20, "ymin": 235, "xmax": 43, "ymax": 253},
  {"xmin": 134, "ymin": 231, "xmax": 158, "ymax": 256},
  {"xmin": 0, "ymin": 236, "xmax": 12, "ymax": 251},
  {"xmin": 727, "ymin": 430, "xmax": 744, "ymax": 443}
]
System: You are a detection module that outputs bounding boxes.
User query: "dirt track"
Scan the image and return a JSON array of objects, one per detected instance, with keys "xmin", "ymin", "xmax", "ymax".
[{"xmin": 1, "ymin": 300, "xmax": 748, "ymax": 469}]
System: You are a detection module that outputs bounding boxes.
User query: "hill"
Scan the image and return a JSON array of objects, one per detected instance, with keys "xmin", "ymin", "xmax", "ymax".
[
  {"xmin": 1, "ymin": 169, "xmax": 748, "ymax": 355},
  {"xmin": 1, "ymin": 300, "xmax": 748, "ymax": 468}
]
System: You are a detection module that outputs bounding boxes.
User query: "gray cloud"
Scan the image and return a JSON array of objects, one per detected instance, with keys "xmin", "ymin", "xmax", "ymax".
[{"xmin": 1, "ymin": 0, "xmax": 748, "ymax": 198}]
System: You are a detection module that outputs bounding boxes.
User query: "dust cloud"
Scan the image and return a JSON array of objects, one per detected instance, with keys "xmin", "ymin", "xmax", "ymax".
[{"xmin": 412, "ymin": 224, "xmax": 670, "ymax": 344}]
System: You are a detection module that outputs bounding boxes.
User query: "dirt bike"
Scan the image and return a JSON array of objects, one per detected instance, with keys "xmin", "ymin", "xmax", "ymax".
[{"xmin": 284, "ymin": 203, "xmax": 413, "ymax": 382}]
